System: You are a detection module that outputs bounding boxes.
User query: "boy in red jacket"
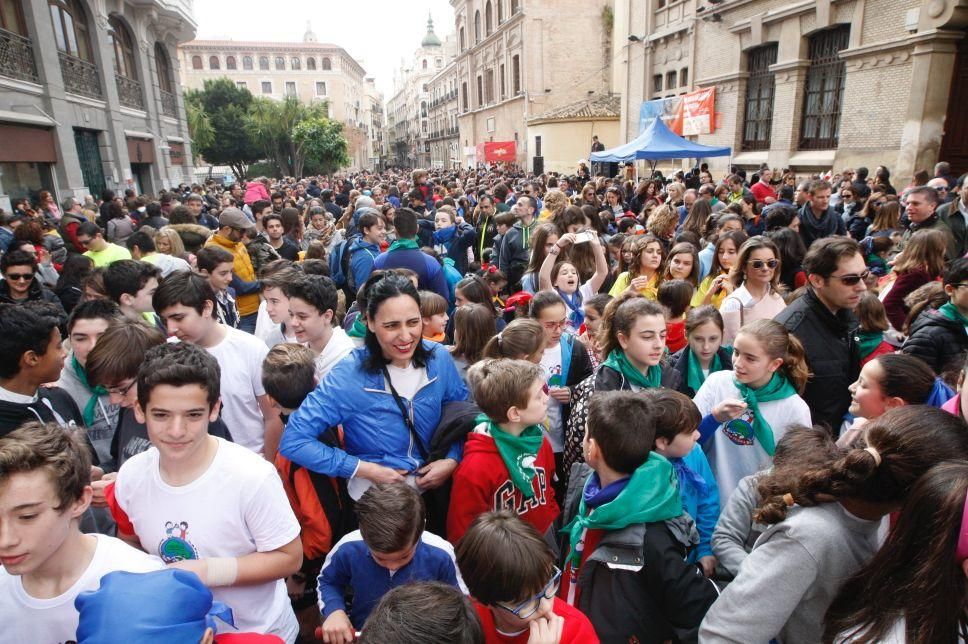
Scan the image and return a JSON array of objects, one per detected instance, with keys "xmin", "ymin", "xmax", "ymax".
[{"xmin": 447, "ymin": 359, "xmax": 559, "ymax": 543}]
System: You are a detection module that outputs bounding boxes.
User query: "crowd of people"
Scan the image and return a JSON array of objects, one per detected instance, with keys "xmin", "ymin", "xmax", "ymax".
[{"xmin": 1, "ymin": 159, "xmax": 968, "ymax": 643}]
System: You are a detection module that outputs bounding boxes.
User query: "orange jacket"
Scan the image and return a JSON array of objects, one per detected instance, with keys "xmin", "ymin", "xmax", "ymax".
[{"xmin": 205, "ymin": 233, "xmax": 259, "ymax": 316}]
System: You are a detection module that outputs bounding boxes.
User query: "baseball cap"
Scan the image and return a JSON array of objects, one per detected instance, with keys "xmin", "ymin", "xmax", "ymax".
[{"xmin": 218, "ymin": 208, "xmax": 255, "ymax": 230}]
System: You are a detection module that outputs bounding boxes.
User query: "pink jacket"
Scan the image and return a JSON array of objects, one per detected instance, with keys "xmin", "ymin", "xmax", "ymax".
[{"xmin": 243, "ymin": 181, "xmax": 270, "ymax": 205}]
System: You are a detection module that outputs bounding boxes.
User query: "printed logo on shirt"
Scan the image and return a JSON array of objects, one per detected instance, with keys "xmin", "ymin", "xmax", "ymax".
[
  {"xmin": 722, "ymin": 409, "xmax": 755, "ymax": 446},
  {"xmin": 158, "ymin": 520, "xmax": 199, "ymax": 563},
  {"xmin": 546, "ymin": 365, "xmax": 564, "ymax": 388},
  {"xmin": 493, "ymin": 467, "xmax": 548, "ymax": 514}
]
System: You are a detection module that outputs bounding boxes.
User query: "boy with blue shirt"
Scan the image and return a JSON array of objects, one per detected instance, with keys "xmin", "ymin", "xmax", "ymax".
[{"xmin": 318, "ymin": 483, "xmax": 466, "ymax": 642}]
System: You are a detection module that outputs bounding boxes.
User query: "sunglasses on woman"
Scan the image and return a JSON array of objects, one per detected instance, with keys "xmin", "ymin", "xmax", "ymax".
[{"xmin": 747, "ymin": 259, "xmax": 779, "ymax": 270}]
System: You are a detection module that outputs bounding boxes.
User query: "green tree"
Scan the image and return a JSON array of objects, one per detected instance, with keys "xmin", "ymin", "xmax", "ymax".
[
  {"xmin": 183, "ymin": 78, "xmax": 262, "ymax": 179},
  {"xmin": 247, "ymin": 96, "xmax": 336, "ymax": 177},
  {"xmin": 294, "ymin": 117, "xmax": 351, "ymax": 175}
]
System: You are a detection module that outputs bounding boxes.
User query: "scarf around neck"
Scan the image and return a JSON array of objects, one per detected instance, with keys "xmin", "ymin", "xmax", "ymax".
[
  {"xmin": 388, "ymin": 238, "xmax": 420, "ymax": 252},
  {"xmin": 856, "ymin": 330, "xmax": 884, "ymax": 359},
  {"xmin": 562, "ymin": 453, "xmax": 682, "ymax": 567},
  {"xmin": 602, "ymin": 349, "xmax": 662, "ymax": 389},
  {"xmin": 475, "ymin": 415, "xmax": 544, "ymax": 498},
  {"xmin": 558, "ymin": 288, "xmax": 584, "ymax": 328},
  {"xmin": 733, "ymin": 372, "xmax": 797, "ymax": 456},
  {"xmin": 432, "ymin": 226, "xmax": 457, "ymax": 247},
  {"xmin": 940, "ymin": 302, "xmax": 968, "ymax": 331},
  {"xmin": 347, "ymin": 316, "xmax": 368, "ymax": 338},
  {"xmin": 71, "ymin": 354, "xmax": 107, "ymax": 426},
  {"xmin": 685, "ymin": 347, "xmax": 724, "ymax": 394}
]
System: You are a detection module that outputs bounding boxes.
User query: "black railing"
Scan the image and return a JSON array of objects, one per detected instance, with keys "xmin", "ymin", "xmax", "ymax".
[
  {"xmin": 116, "ymin": 74, "xmax": 144, "ymax": 110},
  {"xmin": 0, "ymin": 27, "xmax": 39, "ymax": 83},
  {"xmin": 60, "ymin": 52, "xmax": 102, "ymax": 99},
  {"xmin": 160, "ymin": 89, "xmax": 178, "ymax": 117}
]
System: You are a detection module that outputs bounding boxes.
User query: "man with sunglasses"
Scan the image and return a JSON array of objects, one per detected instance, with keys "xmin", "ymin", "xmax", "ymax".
[
  {"xmin": 0, "ymin": 250, "xmax": 65, "ymax": 315},
  {"xmin": 776, "ymin": 237, "xmax": 867, "ymax": 432}
]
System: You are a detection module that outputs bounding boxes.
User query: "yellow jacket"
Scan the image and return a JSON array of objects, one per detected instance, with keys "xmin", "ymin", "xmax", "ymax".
[{"xmin": 205, "ymin": 234, "xmax": 259, "ymax": 316}]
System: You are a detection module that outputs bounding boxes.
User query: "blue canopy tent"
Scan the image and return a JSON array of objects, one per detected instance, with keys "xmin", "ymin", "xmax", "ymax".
[{"xmin": 590, "ymin": 117, "xmax": 732, "ymax": 177}]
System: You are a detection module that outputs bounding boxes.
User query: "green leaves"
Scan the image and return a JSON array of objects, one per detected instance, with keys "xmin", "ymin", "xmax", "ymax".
[{"xmin": 293, "ymin": 117, "xmax": 350, "ymax": 175}]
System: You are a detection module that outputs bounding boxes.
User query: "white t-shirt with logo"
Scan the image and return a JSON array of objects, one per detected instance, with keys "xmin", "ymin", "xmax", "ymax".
[
  {"xmin": 693, "ymin": 369, "xmax": 812, "ymax": 505},
  {"xmin": 0, "ymin": 534, "xmax": 163, "ymax": 644},
  {"xmin": 112, "ymin": 438, "xmax": 301, "ymax": 642},
  {"xmin": 540, "ymin": 343, "xmax": 564, "ymax": 452},
  {"xmin": 204, "ymin": 327, "xmax": 271, "ymax": 453}
]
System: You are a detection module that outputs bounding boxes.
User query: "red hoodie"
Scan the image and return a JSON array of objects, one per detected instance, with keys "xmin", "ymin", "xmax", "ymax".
[
  {"xmin": 474, "ymin": 598, "xmax": 599, "ymax": 644},
  {"xmin": 447, "ymin": 430, "xmax": 559, "ymax": 544}
]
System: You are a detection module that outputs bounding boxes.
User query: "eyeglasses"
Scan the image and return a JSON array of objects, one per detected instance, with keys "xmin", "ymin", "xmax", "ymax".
[
  {"xmin": 542, "ymin": 319, "xmax": 569, "ymax": 331},
  {"xmin": 747, "ymin": 259, "xmax": 779, "ymax": 270},
  {"xmin": 5, "ymin": 272, "xmax": 33, "ymax": 281},
  {"xmin": 495, "ymin": 567, "xmax": 562, "ymax": 619},
  {"xmin": 828, "ymin": 270, "xmax": 871, "ymax": 286},
  {"xmin": 106, "ymin": 379, "xmax": 136, "ymax": 397}
]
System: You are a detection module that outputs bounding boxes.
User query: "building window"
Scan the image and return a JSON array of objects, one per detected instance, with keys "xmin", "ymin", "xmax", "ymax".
[
  {"xmin": 261, "ymin": 81, "xmax": 272, "ymax": 94},
  {"xmin": 322, "ymin": 57, "xmax": 331, "ymax": 70},
  {"xmin": 742, "ymin": 44, "xmax": 778, "ymax": 151},
  {"xmin": 474, "ymin": 10, "xmax": 481, "ymax": 43},
  {"xmin": 191, "ymin": 55, "xmax": 202, "ymax": 70},
  {"xmin": 485, "ymin": 1, "xmax": 493, "ymax": 35},
  {"xmin": 275, "ymin": 56, "xmax": 285, "ymax": 70},
  {"xmin": 500, "ymin": 63, "xmax": 506, "ymax": 99},
  {"xmin": 225, "ymin": 55, "xmax": 236, "ymax": 70},
  {"xmin": 652, "ymin": 74, "xmax": 663, "ymax": 93},
  {"xmin": 421, "ymin": 101, "xmax": 427, "ymax": 117},
  {"xmin": 422, "ymin": 59, "xmax": 428, "ymax": 69},
  {"xmin": 657, "ymin": 0, "xmax": 666, "ymax": 7},
  {"xmin": 108, "ymin": 16, "xmax": 137, "ymax": 79},
  {"xmin": 477, "ymin": 75, "xmax": 483, "ymax": 107},
  {"xmin": 285, "ymin": 81, "xmax": 296, "ymax": 96},
  {"xmin": 423, "ymin": 83, "xmax": 428, "ymax": 92},
  {"xmin": 0, "ymin": 0, "xmax": 28, "ymax": 35},
  {"xmin": 800, "ymin": 25, "xmax": 850, "ymax": 150},
  {"xmin": 155, "ymin": 43, "xmax": 173, "ymax": 94},
  {"xmin": 665, "ymin": 70, "xmax": 677, "ymax": 90},
  {"xmin": 290, "ymin": 57, "xmax": 300, "ymax": 70},
  {"xmin": 511, "ymin": 0, "xmax": 519, "ymax": 14},
  {"xmin": 316, "ymin": 81, "xmax": 326, "ymax": 95},
  {"xmin": 512, "ymin": 54, "xmax": 521, "ymax": 94},
  {"xmin": 459, "ymin": 27, "xmax": 465, "ymax": 51},
  {"xmin": 306, "ymin": 57, "xmax": 316, "ymax": 70},
  {"xmin": 209, "ymin": 56, "xmax": 220, "ymax": 70},
  {"xmin": 462, "ymin": 81, "xmax": 468, "ymax": 111},
  {"xmin": 498, "ymin": 0, "xmax": 504, "ymax": 24},
  {"xmin": 259, "ymin": 56, "xmax": 269, "ymax": 70},
  {"xmin": 485, "ymin": 68, "xmax": 494, "ymax": 103},
  {"xmin": 680, "ymin": 67, "xmax": 688, "ymax": 87},
  {"xmin": 236, "ymin": 81, "xmax": 247, "ymax": 90},
  {"xmin": 243, "ymin": 55, "xmax": 253, "ymax": 70},
  {"xmin": 436, "ymin": 58, "xmax": 442, "ymax": 68},
  {"xmin": 49, "ymin": 0, "xmax": 93, "ymax": 60}
]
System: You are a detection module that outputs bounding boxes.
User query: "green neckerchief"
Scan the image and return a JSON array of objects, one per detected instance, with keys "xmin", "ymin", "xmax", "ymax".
[
  {"xmin": 521, "ymin": 219, "xmax": 537, "ymax": 250},
  {"xmin": 71, "ymin": 354, "xmax": 107, "ymax": 426},
  {"xmin": 602, "ymin": 349, "xmax": 662, "ymax": 389},
  {"xmin": 940, "ymin": 302, "xmax": 968, "ymax": 332},
  {"xmin": 733, "ymin": 372, "xmax": 797, "ymax": 456},
  {"xmin": 475, "ymin": 414, "xmax": 544, "ymax": 498},
  {"xmin": 388, "ymin": 238, "xmax": 420, "ymax": 252},
  {"xmin": 856, "ymin": 330, "xmax": 884, "ymax": 359},
  {"xmin": 347, "ymin": 316, "xmax": 367, "ymax": 338},
  {"xmin": 562, "ymin": 453, "xmax": 682, "ymax": 567},
  {"xmin": 686, "ymin": 348, "xmax": 724, "ymax": 394}
]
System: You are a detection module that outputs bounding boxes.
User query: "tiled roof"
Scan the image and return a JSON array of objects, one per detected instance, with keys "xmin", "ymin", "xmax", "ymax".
[{"xmin": 528, "ymin": 94, "xmax": 621, "ymax": 122}]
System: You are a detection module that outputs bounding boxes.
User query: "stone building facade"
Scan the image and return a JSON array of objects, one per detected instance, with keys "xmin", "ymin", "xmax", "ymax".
[
  {"xmin": 0, "ymin": 0, "xmax": 196, "ymax": 210},
  {"xmin": 450, "ymin": 0, "xmax": 614, "ymax": 170},
  {"xmin": 179, "ymin": 24, "xmax": 383, "ymax": 170},
  {"xmin": 427, "ymin": 35, "xmax": 460, "ymax": 169}
]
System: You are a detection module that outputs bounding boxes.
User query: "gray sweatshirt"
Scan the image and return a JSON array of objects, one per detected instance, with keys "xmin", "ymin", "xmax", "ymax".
[
  {"xmin": 56, "ymin": 355, "xmax": 120, "ymax": 469},
  {"xmin": 699, "ymin": 502, "xmax": 884, "ymax": 644},
  {"xmin": 710, "ymin": 473, "xmax": 765, "ymax": 579}
]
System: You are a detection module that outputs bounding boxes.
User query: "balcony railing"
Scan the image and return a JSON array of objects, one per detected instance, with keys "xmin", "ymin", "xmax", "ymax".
[
  {"xmin": 160, "ymin": 89, "xmax": 178, "ymax": 117},
  {"xmin": 0, "ymin": 27, "xmax": 39, "ymax": 83},
  {"xmin": 60, "ymin": 52, "xmax": 101, "ymax": 99},
  {"xmin": 116, "ymin": 74, "xmax": 144, "ymax": 110}
]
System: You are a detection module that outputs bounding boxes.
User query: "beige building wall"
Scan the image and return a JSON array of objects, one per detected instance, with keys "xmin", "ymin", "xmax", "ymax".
[
  {"xmin": 451, "ymin": 0, "xmax": 613, "ymax": 169},
  {"xmin": 428, "ymin": 57, "xmax": 460, "ymax": 168},
  {"xmin": 527, "ymin": 118, "xmax": 620, "ymax": 174}
]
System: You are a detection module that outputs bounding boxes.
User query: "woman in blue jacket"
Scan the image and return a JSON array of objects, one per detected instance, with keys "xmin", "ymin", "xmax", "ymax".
[{"xmin": 281, "ymin": 273, "xmax": 469, "ymax": 500}]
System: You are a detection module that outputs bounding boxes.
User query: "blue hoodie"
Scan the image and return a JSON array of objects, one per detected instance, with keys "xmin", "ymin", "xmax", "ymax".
[
  {"xmin": 676, "ymin": 444, "xmax": 720, "ymax": 561},
  {"xmin": 348, "ymin": 238, "xmax": 381, "ymax": 291}
]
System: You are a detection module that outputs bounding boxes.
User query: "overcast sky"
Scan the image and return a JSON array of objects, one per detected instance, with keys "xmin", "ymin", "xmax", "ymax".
[{"xmin": 192, "ymin": 0, "xmax": 456, "ymax": 98}]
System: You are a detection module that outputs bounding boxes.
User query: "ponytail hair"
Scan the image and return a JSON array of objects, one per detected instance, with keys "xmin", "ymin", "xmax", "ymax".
[
  {"xmin": 736, "ymin": 319, "xmax": 810, "ymax": 392},
  {"xmin": 755, "ymin": 405, "xmax": 968, "ymax": 524},
  {"xmin": 482, "ymin": 318, "xmax": 544, "ymax": 361}
]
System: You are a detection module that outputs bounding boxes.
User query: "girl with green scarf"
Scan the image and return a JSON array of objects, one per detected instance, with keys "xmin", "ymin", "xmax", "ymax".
[
  {"xmin": 671, "ymin": 306, "xmax": 733, "ymax": 397},
  {"xmin": 692, "ymin": 319, "xmax": 813, "ymax": 505}
]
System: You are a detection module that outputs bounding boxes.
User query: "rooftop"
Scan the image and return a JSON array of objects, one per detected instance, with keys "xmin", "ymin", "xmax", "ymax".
[{"xmin": 527, "ymin": 94, "xmax": 622, "ymax": 123}]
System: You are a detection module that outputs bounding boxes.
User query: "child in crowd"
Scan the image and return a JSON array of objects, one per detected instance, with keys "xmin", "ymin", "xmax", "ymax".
[
  {"xmin": 450, "ymin": 304, "xmax": 497, "ymax": 382},
  {"xmin": 693, "ymin": 319, "xmax": 812, "ymax": 503},
  {"xmin": 862, "ymin": 235, "xmax": 894, "ymax": 279},
  {"xmin": 854, "ymin": 292, "xmax": 895, "ymax": 366},
  {"xmin": 538, "ymin": 231, "xmax": 609, "ymax": 333},
  {"xmin": 153, "ymin": 271, "xmax": 281, "ymax": 458},
  {"xmin": 692, "ymin": 230, "xmax": 747, "ymax": 308},
  {"xmin": 609, "ymin": 234, "xmax": 665, "ymax": 299},
  {"xmin": 481, "ymin": 267, "xmax": 508, "ymax": 310},
  {"xmin": 420, "ymin": 290, "xmax": 450, "ymax": 343},
  {"xmin": 711, "ymin": 425, "xmax": 838, "ymax": 580},
  {"xmin": 195, "ymin": 246, "xmax": 239, "ymax": 329},
  {"xmin": 902, "ymin": 257, "xmax": 968, "ymax": 377},
  {"xmin": 107, "ymin": 342, "xmax": 302, "ymax": 642},
  {"xmin": 254, "ymin": 261, "xmax": 301, "ymax": 347},
  {"xmin": 670, "ymin": 305, "xmax": 732, "ymax": 397},
  {"xmin": 284, "ymin": 275, "xmax": 354, "ymax": 380},
  {"xmin": 578, "ymin": 293, "xmax": 611, "ymax": 368},
  {"xmin": 559, "ymin": 390, "xmax": 719, "ymax": 642},
  {"xmin": 102, "ymin": 259, "xmax": 164, "ymax": 332},
  {"xmin": 658, "ymin": 279, "xmax": 693, "ymax": 353},
  {"xmin": 482, "ymin": 317, "xmax": 546, "ymax": 363},
  {"xmin": 318, "ymin": 483, "xmax": 466, "ymax": 641},
  {"xmin": 448, "ymin": 359, "xmax": 559, "ymax": 543},
  {"xmin": 491, "ymin": 212, "xmax": 516, "ymax": 261},
  {"xmin": 641, "ymin": 388, "xmax": 720, "ymax": 577},
  {"xmin": 456, "ymin": 511, "xmax": 599, "ymax": 644},
  {"xmin": 358, "ymin": 582, "xmax": 484, "ymax": 644},
  {"xmin": 0, "ymin": 423, "xmax": 163, "ymax": 643}
]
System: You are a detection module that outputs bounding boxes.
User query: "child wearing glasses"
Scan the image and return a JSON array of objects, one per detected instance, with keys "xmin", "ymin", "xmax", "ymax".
[
  {"xmin": 447, "ymin": 359, "xmax": 559, "ymax": 544},
  {"xmin": 719, "ymin": 236, "xmax": 787, "ymax": 345},
  {"xmin": 318, "ymin": 483, "xmax": 466, "ymax": 643},
  {"xmin": 559, "ymin": 390, "xmax": 718, "ymax": 642},
  {"xmin": 457, "ymin": 511, "xmax": 598, "ymax": 644}
]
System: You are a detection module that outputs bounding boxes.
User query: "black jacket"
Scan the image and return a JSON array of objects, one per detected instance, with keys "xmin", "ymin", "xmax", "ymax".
[
  {"xmin": 938, "ymin": 200, "xmax": 967, "ymax": 260},
  {"xmin": 559, "ymin": 463, "xmax": 719, "ymax": 644},
  {"xmin": 798, "ymin": 203, "xmax": 846, "ymax": 249},
  {"xmin": 0, "ymin": 279, "xmax": 66, "ymax": 318},
  {"xmin": 902, "ymin": 308, "xmax": 968, "ymax": 377},
  {"xmin": 775, "ymin": 288, "xmax": 859, "ymax": 432},
  {"xmin": 670, "ymin": 346, "xmax": 733, "ymax": 397}
]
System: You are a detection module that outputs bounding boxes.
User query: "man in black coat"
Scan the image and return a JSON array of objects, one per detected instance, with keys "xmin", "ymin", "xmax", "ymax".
[
  {"xmin": 775, "ymin": 237, "xmax": 866, "ymax": 432},
  {"xmin": 797, "ymin": 179, "xmax": 846, "ymax": 249}
]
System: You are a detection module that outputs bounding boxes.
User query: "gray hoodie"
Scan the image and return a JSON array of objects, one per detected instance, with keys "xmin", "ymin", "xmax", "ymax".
[
  {"xmin": 699, "ymin": 502, "xmax": 884, "ymax": 644},
  {"xmin": 56, "ymin": 355, "xmax": 120, "ymax": 470}
]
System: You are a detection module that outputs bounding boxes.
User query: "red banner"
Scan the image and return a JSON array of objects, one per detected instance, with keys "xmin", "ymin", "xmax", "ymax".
[{"xmin": 477, "ymin": 141, "xmax": 517, "ymax": 163}]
